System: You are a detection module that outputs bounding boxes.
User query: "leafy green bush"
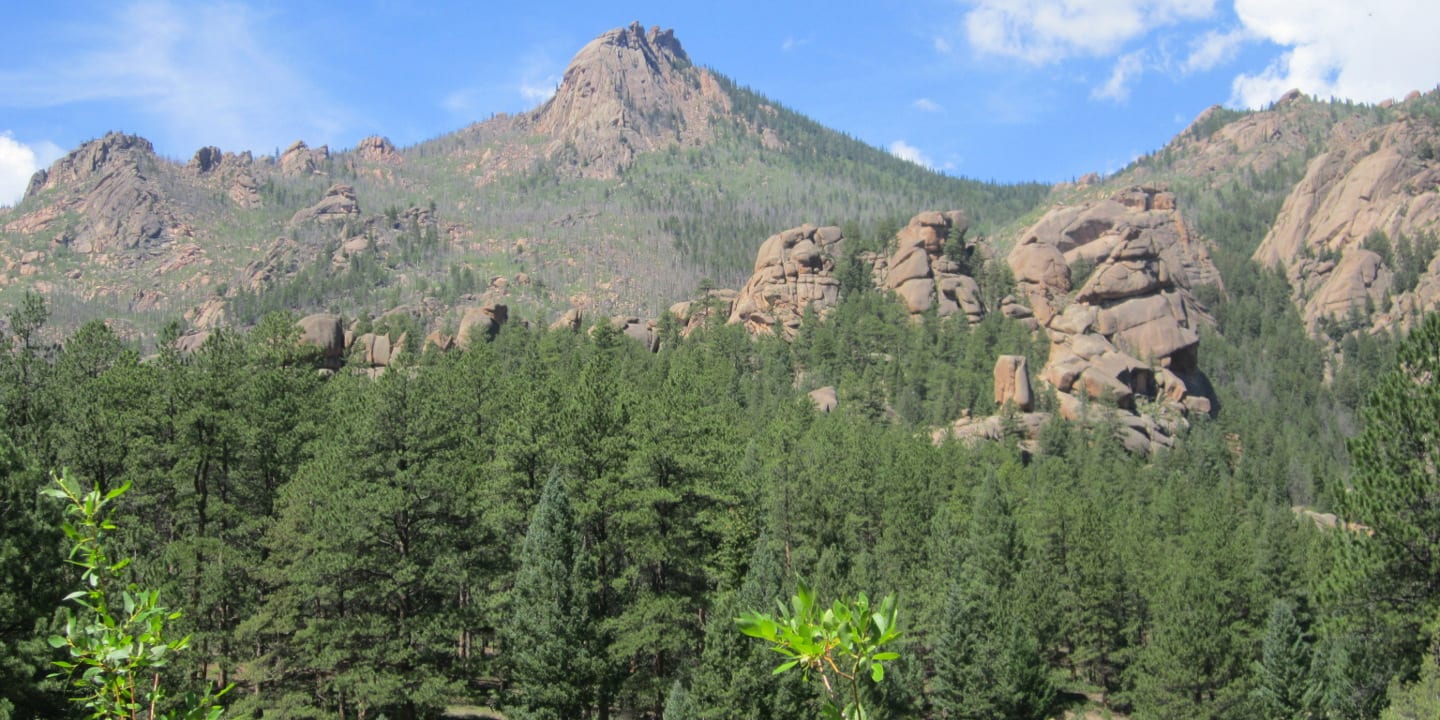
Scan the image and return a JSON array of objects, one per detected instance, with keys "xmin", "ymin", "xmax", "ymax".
[
  {"xmin": 737, "ymin": 581, "xmax": 901, "ymax": 720},
  {"xmin": 44, "ymin": 470, "xmax": 228, "ymax": 720}
]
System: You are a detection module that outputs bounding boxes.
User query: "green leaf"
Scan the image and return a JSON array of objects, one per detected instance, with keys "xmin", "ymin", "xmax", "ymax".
[
  {"xmin": 772, "ymin": 660, "xmax": 799, "ymax": 675},
  {"xmin": 47, "ymin": 634, "xmax": 68, "ymax": 648},
  {"xmin": 102, "ymin": 479, "xmax": 132, "ymax": 502},
  {"xmin": 872, "ymin": 651, "xmax": 899, "ymax": 661},
  {"xmin": 871, "ymin": 662, "xmax": 884, "ymax": 682}
]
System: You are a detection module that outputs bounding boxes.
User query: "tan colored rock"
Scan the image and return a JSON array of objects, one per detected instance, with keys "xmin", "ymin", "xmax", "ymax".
[
  {"xmin": 730, "ymin": 224, "xmax": 843, "ymax": 336},
  {"xmin": 458, "ymin": 304, "xmax": 507, "ymax": 348},
  {"xmin": 1253, "ymin": 117, "xmax": 1440, "ymax": 333},
  {"xmin": 531, "ymin": 22, "xmax": 730, "ymax": 178},
  {"xmin": 993, "ymin": 355, "xmax": 1033, "ymax": 411},
  {"xmin": 1014, "ymin": 187, "xmax": 1218, "ymax": 428},
  {"xmin": 354, "ymin": 136, "xmax": 400, "ymax": 164},
  {"xmin": 551, "ymin": 307, "xmax": 584, "ymax": 332},
  {"xmin": 425, "ymin": 331, "xmax": 455, "ymax": 352},
  {"xmin": 290, "ymin": 184, "xmax": 360, "ymax": 225},
  {"xmin": 279, "ymin": 140, "xmax": 329, "ymax": 176},
  {"xmin": 297, "ymin": 313, "xmax": 345, "ymax": 361},
  {"xmin": 873, "ymin": 211, "xmax": 984, "ymax": 322},
  {"xmin": 174, "ymin": 331, "xmax": 210, "ymax": 354},
  {"xmin": 808, "ymin": 386, "xmax": 838, "ymax": 413}
]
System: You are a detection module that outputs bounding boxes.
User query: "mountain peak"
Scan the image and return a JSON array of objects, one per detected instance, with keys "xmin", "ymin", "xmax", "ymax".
[{"xmin": 531, "ymin": 23, "xmax": 728, "ymax": 177}]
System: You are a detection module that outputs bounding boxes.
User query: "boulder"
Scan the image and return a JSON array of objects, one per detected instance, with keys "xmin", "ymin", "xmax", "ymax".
[
  {"xmin": 730, "ymin": 224, "xmax": 844, "ymax": 336},
  {"xmin": 290, "ymin": 184, "xmax": 360, "ymax": 225},
  {"xmin": 808, "ymin": 386, "xmax": 838, "ymax": 413},
  {"xmin": 297, "ymin": 313, "xmax": 345, "ymax": 361},
  {"xmin": 873, "ymin": 211, "xmax": 985, "ymax": 322},
  {"xmin": 551, "ymin": 307, "xmax": 584, "ymax": 332},
  {"xmin": 457, "ymin": 304, "xmax": 507, "ymax": 348},
  {"xmin": 279, "ymin": 140, "xmax": 329, "ymax": 175},
  {"xmin": 993, "ymin": 355, "xmax": 1033, "ymax": 411}
]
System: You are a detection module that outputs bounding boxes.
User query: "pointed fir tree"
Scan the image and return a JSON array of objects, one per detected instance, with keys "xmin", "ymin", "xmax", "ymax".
[
  {"xmin": 931, "ymin": 471, "xmax": 1054, "ymax": 720},
  {"xmin": 1253, "ymin": 599, "xmax": 1313, "ymax": 720},
  {"xmin": 505, "ymin": 470, "xmax": 597, "ymax": 720}
]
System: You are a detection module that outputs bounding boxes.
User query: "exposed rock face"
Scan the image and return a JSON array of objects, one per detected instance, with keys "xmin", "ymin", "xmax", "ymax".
[
  {"xmin": 993, "ymin": 355, "xmax": 1033, "ymax": 411},
  {"xmin": 530, "ymin": 21, "xmax": 730, "ymax": 178},
  {"xmin": 1038, "ymin": 224, "xmax": 1216, "ymax": 417},
  {"xmin": 290, "ymin": 184, "xmax": 361, "ymax": 225},
  {"xmin": 550, "ymin": 307, "xmax": 585, "ymax": 332},
  {"xmin": 670, "ymin": 290, "xmax": 739, "ymax": 337},
  {"xmin": 354, "ymin": 136, "xmax": 400, "ymax": 164},
  {"xmin": 973, "ymin": 187, "xmax": 1221, "ymax": 454},
  {"xmin": 457, "ymin": 304, "xmax": 508, "ymax": 348},
  {"xmin": 8, "ymin": 132, "xmax": 178, "ymax": 256},
  {"xmin": 279, "ymin": 141, "xmax": 329, "ymax": 176},
  {"xmin": 873, "ymin": 211, "xmax": 984, "ymax": 322},
  {"xmin": 1008, "ymin": 186, "xmax": 1219, "ymax": 325},
  {"xmin": 1252, "ymin": 117, "xmax": 1440, "ymax": 334},
  {"xmin": 188, "ymin": 146, "xmax": 223, "ymax": 173},
  {"xmin": 297, "ymin": 313, "xmax": 345, "ymax": 362},
  {"xmin": 612, "ymin": 316, "xmax": 660, "ymax": 352},
  {"xmin": 354, "ymin": 332, "xmax": 404, "ymax": 368},
  {"xmin": 808, "ymin": 386, "xmax": 838, "ymax": 413},
  {"xmin": 729, "ymin": 224, "xmax": 843, "ymax": 336}
]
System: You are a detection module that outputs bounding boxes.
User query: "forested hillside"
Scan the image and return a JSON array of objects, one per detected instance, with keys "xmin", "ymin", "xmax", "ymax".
[
  {"xmin": 3, "ymin": 20, "xmax": 1440, "ymax": 720},
  {"xmin": 2, "ymin": 258, "xmax": 1437, "ymax": 719}
]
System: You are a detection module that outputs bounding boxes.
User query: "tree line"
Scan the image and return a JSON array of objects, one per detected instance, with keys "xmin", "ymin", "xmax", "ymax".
[{"xmin": 1, "ymin": 280, "xmax": 1438, "ymax": 719}]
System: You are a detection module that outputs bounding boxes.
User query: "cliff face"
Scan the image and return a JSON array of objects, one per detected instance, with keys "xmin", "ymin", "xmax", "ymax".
[
  {"xmin": 530, "ymin": 22, "xmax": 730, "ymax": 178},
  {"xmin": 7, "ymin": 132, "xmax": 181, "ymax": 257},
  {"xmin": 1252, "ymin": 112, "xmax": 1440, "ymax": 335}
]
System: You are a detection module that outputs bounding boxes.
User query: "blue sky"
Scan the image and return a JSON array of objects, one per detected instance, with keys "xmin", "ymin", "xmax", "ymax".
[{"xmin": 3, "ymin": 0, "xmax": 1439, "ymax": 205}]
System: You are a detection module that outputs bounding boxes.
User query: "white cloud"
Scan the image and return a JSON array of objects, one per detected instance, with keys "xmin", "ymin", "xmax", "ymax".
[
  {"xmin": 0, "ymin": 1, "xmax": 349, "ymax": 156},
  {"xmin": 782, "ymin": 36, "xmax": 813, "ymax": 52},
  {"xmin": 963, "ymin": 0, "xmax": 1216, "ymax": 64},
  {"xmin": 913, "ymin": 98, "xmax": 944, "ymax": 112},
  {"xmin": 0, "ymin": 133, "xmax": 62, "ymax": 207},
  {"xmin": 1229, "ymin": 0, "xmax": 1440, "ymax": 108},
  {"xmin": 1093, "ymin": 50, "xmax": 1147, "ymax": 101},
  {"xmin": 934, "ymin": 36, "xmax": 953, "ymax": 54},
  {"xmin": 888, "ymin": 140, "xmax": 934, "ymax": 168},
  {"xmin": 1182, "ymin": 27, "xmax": 1250, "ymax": 73},
  {"xmin": 519, "ymin": 78, "xmax": 560, "ymax": 104}
]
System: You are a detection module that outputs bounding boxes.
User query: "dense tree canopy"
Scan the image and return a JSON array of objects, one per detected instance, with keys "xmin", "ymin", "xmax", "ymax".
[{"xmin": 0, "ymin": 269, "xmax": 1433, "ymax": 719}]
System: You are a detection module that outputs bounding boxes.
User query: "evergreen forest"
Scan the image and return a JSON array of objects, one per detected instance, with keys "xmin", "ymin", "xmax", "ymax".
[{"xmin": 2, "ymin": 236, "xmax": 1439, "ymax": 719}]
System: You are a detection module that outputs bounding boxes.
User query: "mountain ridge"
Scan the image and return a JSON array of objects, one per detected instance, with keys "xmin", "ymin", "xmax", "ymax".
[{"xmin": 2, "ymin": 24, "xmax": 1438, "ymax": 357}]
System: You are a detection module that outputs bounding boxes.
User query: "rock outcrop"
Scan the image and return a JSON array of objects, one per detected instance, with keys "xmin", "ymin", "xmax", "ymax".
[
  {"xmin": 871, "ymin": 211, "xmax": 985, "ymax": 322},
  {"xmin": 290, "ymin": 184, "xmax": 361, "ymax": 225},
  {"xmin": 1009, "ymin": 186, "xmax": 1219, "ymax": 326},
  {"xmin": 993, "ymin": 355, "xmax": 1033, "ymax": 411},
  {"xmin": 944, "ymin": 186, "xmax": 1222, "ymax": 454},
  {"xmin": 354, "ymin": 136, "xmax": 400, "ymax": 164},
  {"xmin": 297, "ymin": 313, "xmax": 345, "ymax": 364},
  {"xmin": 728, "ymin": 224, "xmax": 842, "ymax": 336},
  {"xmin": 1252, "ymin": 116, "xmax": 1440, "ymax": 335},
  {"xmin": 612, "ymin": 316, "xmax": 660, "ymax": 352},
  {"xmin": 8, "ymin": 132, "xmax": 179, "ymax": 256},
  {"xmin": 279, "ymin": 141, "xmax": 329, "ymax": 176},
  {"xmin": 457, "ymin": 304, "xmax": 508, "ymax": 348},
  {"xmin": 808, "ymin": 386, "xmax": 838, "ymax": 413},
  {"xmin": 530, "ymin": 21, "xmax": 730, "ymax": 178}
]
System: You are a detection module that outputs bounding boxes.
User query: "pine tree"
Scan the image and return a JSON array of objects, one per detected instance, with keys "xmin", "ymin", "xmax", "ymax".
[
  {"xmin": 506, "ymin": 471, "xmax": 597, "ymax": 720},
  {"xmin": 1327, "ymin": 312, "xmax": 1440, "ymax": 710},
  {"xmin": 1253, "ymin": 600, "xmax": 1313, "ymax": 720},
  {"xmin": 932, "ymin": 470, "xmax": 1053, "ymax": 720}
]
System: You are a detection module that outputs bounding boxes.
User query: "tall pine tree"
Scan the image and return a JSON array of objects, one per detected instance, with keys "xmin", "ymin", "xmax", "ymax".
[{"xmin": 505, "ymin": 471, "xmax": 598, "ymax": 720}]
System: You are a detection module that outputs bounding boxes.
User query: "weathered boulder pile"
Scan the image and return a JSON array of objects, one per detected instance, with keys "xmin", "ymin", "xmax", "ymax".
[
  {"xmin": 728, "ymin": 223, "xmax": 843, "ymax": 336},
  {"xmin": 868, "ymin": 211, "xmax": 986, "ymax": 322},
  {"xmin": 943, "ymin": 187, "xmax": 1222, "ymax": 453}
]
